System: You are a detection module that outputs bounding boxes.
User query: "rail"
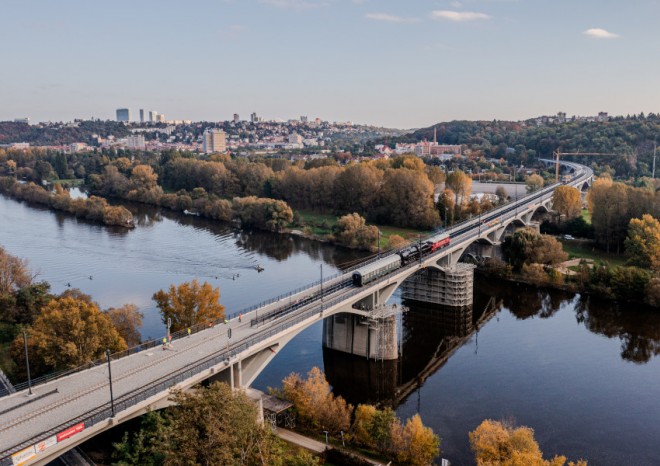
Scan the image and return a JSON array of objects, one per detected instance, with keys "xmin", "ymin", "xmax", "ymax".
[{"xmin": 0, "ymin": 161, "xmax": 593, "ymax": 463}]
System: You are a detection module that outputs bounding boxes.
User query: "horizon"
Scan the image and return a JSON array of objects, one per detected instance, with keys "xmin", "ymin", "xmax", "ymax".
[{"xmin": 2, "ymin": 0, "xmax": 659, "ymax": 127}]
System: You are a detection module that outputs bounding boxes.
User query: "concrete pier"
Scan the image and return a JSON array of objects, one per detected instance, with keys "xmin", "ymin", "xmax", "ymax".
[{"xmin": 322, "ymin": 305, "xmax": 400, "ymax": 360}]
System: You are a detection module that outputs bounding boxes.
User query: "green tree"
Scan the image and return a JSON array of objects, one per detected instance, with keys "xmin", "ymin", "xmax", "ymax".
[
  {"xmin": 116, "ymin": 383, "xmax": 283, "ymax": 466},
  {"xmin": 152, "ymin": 279, "xmax": 225, "ymax": 332}
]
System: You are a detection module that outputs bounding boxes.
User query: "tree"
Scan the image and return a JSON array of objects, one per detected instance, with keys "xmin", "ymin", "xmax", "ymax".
[
  {"xmin": 388, "ymin": 234, "xmax": 408, "ymax": 250},
  {"xmin": 378, "ymin": 169, "xmax": 439, "ymax": 229},
  {"xmin": 131, "ymin": 165, "xmax": 159, "ymax": 190},
  {"xmin": 445, "ymin": 170, "xmax": 472, "ymax": 205},
  {"xmin": 469, "ymin": 419, "xmax": 587, "ymax": 466},
  {"xmin": 106, "ymin": 304, "xmax": 143, "ymax": 347},
  {"xmin": 12, "ymin": 295, "xmax": 127, "ymax": 375},
  {"xmin": 503, "ymin": 228, "xmax": 567, "ymax": 271},
  {"xmin": 525, "ymin": 174, "xmax": 545, "ymax": 193},
  {"xmin": 436, "ymin": 188, "xmax": 456, "ymax": 225},
  {"xmin": 149, "ymin": 382, "xmax": 282, "ymax": 466},
  {"xmin": 280, "ymin": 367, "xmax": 352, "ymax": 434},
  {"xmin": 153, "ymin": 279, "xmax": 225, "ymax": 332},
  {"xmin": 335, "ymin": 213, "xmax": 379, "ymax": 251},
  {"xmin": 390, "ymin": 414, "xmax": 440, "ymax": 466},
  {"xmin": 495, "ymin": 186, "xmax": 508, "ymax": 204},
  {"xmin": 0, "ymin": 246, "xmax": 32, "ymax": 295},
  {"xmin": 625, "ymin": 214, "xmax": 660, "ymax": 270},
  {"xmin": 552, "ymin": 186, "xmax": 581, "ymax": 221}
]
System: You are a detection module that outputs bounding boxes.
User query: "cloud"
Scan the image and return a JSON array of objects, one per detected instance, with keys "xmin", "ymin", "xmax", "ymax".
[
  {"xmin": 583, "ymin": 28, "xmax": 620, "ymax": 39},
  {"xmin": 365, "ymin": 13, "xmax": 420, "ymax": 23},
  {"xmin": 430, "ymin": 10, "xmax": 490, "ymax": 22}
]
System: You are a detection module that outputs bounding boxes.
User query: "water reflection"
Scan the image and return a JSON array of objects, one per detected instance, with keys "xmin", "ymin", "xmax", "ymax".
[
  {"xmin": 324, "ymin": 294, "xmax": 502, "ymax": 408},
  {"xmin": 575, "ymin": 295, "xmax": 660, "ymax": 364}
]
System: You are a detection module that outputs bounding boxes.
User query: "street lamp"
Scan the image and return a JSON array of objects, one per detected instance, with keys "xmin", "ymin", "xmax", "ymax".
[
  {"xmin": 323, "ymin": 431, "xmax": 329, "ymax": 449},
  {"xmin": 444, "ymin": 206, "xmax": 448, "ymax": 230},
  {"xmin": 22, "ymin": 328, "xmax": 32, "ymax": 396},
  {"xmin": 106, "ymin": 349, "xmax": 115, "ymax": 417}
]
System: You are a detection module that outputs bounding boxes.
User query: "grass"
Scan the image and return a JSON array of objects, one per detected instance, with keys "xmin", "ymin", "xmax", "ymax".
[
  {"xmin": 581, "ymin": 208, "xmax": 592, "ymax": 224},
  {"xmin": 560, "ymin": 239, "xmax": 627, "ymax": 268},
  {"xmin": 292, "ymin": 209, "xmax": 432, "ymax": 250}
]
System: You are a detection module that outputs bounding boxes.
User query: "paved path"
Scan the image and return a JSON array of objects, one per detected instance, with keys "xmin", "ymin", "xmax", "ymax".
[{"xmin": 277, "ymin": 428, "xmax": 327, "ymax": 453}]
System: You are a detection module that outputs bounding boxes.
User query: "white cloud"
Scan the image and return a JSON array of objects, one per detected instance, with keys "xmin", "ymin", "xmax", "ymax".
[
  {"xmin": 430, "ymin": 10, "xmax": 490, "ymax": 22},
  {"xmin": 583, "ymin": 28, "xmax": 620, "ymax": 39},
  {"xmin": 365, "ymin": 13, "xmax": 420, "ymax": 23}
]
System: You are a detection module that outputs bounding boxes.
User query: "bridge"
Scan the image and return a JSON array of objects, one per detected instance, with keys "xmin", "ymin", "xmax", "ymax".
[{"xmin": 0, "ymin": 161, "xmax": 592, "ymax": 466}]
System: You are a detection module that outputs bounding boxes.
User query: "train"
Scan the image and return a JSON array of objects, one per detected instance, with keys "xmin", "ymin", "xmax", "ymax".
[{"xmin": 352, "ymin": 232, "xmax": 450, "ymax": 286}]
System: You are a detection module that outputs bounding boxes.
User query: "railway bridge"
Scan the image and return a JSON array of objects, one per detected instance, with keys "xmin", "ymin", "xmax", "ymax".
[{"xmin": 0, "ymin": 161, "xmax": 592, "ymax": 466}]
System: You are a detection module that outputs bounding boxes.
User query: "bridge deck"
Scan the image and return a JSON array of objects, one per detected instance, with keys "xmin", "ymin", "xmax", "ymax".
[{"xmin": 0, "ymin": 161, "xmax": 592, "ymax": 464}]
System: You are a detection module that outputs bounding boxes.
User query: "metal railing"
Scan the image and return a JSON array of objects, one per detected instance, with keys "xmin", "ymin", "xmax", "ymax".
[{"xmin": 0, "ymin": 162, "xmax": 594, "ymax": 462}]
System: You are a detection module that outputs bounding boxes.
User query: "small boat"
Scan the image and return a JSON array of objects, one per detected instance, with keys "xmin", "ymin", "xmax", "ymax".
[
  {"xmin": 183, "ymin": 209, "xmax": 200, "ymax": 216},
  {"xmin": 255, "ymin": 265, "xmax": 264, "ymax": 272}
]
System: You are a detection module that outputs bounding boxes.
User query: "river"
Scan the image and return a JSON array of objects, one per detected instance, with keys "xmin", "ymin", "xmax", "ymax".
[{"xmin": 1, "ymin": 195, "xmax": 660, "ymax": 465}]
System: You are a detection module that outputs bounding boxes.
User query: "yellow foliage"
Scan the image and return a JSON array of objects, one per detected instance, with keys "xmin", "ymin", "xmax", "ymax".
[
  {"xmin": 470, "ymin": 419, "xmax": 587, "ymax": 466},
  {"xmin": 152, "ymin": 279, "xmax": 225, "ymax": 331}
]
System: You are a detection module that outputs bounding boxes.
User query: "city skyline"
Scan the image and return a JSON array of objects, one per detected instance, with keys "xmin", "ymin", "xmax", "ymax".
[{"xmin": 1, "ymin": 0, "xmax": 659, "ymax": 128}]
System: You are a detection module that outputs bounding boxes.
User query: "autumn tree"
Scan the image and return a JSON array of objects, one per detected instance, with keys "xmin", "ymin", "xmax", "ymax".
[
  {"xmin": 503, "ymin": 228, "xmax": 568, "ymax": 271},
  {"xmin": 333, "ymin": 163, "xmax": 383, "ymax": 214},
  {"xmin": 106, "ymin": 304, "xmax": 143, "ymax": 347},
  {"xmin": 552, "ymin": 186, "xmax": 581, "ymax": 221},
  {"xmin": 378, "ymin": 168, "xmax": 439, "ymax": 229},
  {"xmin": 469, "ymin": 419, "xmax": 587, "ymax": 466},
  {"xmin": 153, "ymin": 279, "xmax": 225, "ymax": 332},
  {"xmin": 388, "ymin": 234, "xmax": 408, "ymax": 250},
  {"xmin": 280, "ymin": 367, "xmax": 352, "ymax": 434},
  {"xmin": 12, "ymin": 295, "xmax": 127, "ymax": 375},
  {"xmin": 131, "ymin": 165, "xmax": 159, "ymax": 190},
  {"xmin": 232, "ymin": 196, "xmax": 293, "ymax": 232},
  {"xmin": 334, "ymin": 213, "xmax": 379, "ymax": 251},
  {"xmin": 445, "ymin": 170, "xmax": 472, "ymax": 206},
  {"xmin": 436, "ymin": 188, "xmax": 456, "ymax": 226},
  {"xmin": 625, "ymin": 214, "xmax": 660, "ymax": 270},
  {"xmin": 525, "ymin": 174, "xmax": 545, "ymax": 193},
  {"xmin": 0, "ymin": 246, "xmax": 33, "ymax": 295},
  {"xmin": 390, "ymin": 414, "xmax": 440, "ymax": 466},
  {"xmin": 588, "ymin": 179, "xmax": 630, "ymax": 252}
]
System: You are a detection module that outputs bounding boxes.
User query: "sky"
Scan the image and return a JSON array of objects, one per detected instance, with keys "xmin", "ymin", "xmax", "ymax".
[{"xmin": 1, "ymin": 0, "xmax": 659, "ymax": 128}]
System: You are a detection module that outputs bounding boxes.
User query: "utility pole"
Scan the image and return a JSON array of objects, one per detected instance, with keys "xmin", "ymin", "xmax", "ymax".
[
  {"xmin": 377, "ymin": 229, "xmax": 381, "ymax": 258},
  {"xmin": 320, "ymin": 264, "xmax": 323, "ymax": 301},
  {"xmin": 106, "ymin": 349, "xmax": 115, "ymax": 417},
  {"xmin": 22, "ymin": 328, "xmax": 32, "ymax": 396}
]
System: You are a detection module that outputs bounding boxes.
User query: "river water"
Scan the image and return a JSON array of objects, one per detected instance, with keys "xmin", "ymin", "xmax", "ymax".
[{"xmin": 1, "ymin": 195, "xmax": 660, "ymax": 466}]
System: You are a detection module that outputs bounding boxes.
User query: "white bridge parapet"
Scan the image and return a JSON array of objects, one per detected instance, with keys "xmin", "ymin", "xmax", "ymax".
[{"xmin": 0, "ymin": 160, "xmax": 593, "ymax": 466}]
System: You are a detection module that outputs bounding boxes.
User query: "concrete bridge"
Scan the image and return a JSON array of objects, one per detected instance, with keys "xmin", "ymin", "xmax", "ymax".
[{"xmin": 0, "ymin": 161, "xmax": 592, "ymax": 466}]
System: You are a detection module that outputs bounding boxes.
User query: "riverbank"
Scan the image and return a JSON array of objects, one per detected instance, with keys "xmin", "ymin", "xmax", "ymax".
[{"xmin": 0, "ymin": 177, "xmax": 134, "ymax": 228}]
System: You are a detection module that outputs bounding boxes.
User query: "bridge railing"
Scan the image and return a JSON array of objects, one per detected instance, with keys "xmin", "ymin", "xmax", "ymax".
[
  {"xmin": 5, "ymin": 161, "xmax": 593, "ymax": 395},
  {"xmin": 0, "ymin": 257, "xmax": 424, "ymax": 463}
]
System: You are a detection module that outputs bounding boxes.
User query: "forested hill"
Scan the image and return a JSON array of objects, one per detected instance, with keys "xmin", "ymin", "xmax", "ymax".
[
  {"xmin": 0, "ymin": 121, "xmax": 130, "ymax": 145},
  {"xmin": 373, "ymin": 114, "xmax": 659, "ymax": 160}
]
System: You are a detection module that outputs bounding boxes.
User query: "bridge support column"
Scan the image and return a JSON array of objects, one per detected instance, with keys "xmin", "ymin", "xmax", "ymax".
[
  {"xmin": 322, "ymin": 308, "xmax": 399, "ymax": 360},
  {"xmin": 401, "ymin": 264, "xmax": 475, "ymax": 307}
]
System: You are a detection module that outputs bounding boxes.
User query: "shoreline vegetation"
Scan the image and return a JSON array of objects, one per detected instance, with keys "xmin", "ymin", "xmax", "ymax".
[{"xmin": 0, "ymin": 177, "xmax": 134, "ymax": 228}]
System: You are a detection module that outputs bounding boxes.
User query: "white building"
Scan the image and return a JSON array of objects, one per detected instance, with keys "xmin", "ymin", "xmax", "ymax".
[
  {"xmin": 127, "ymin": 135, "xmax": 146, "ymax": 149},
  {"xmin": 202, "ymin": 128, "xmax": 227, "ymax": 154}
]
